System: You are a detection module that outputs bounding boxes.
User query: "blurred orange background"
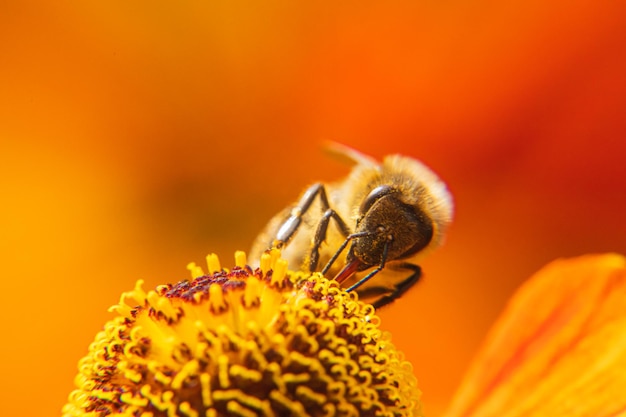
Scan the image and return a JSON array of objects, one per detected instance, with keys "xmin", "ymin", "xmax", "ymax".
[{"xmin": 1, "ymin": 1, "xmax": 625, "ymax": 416}]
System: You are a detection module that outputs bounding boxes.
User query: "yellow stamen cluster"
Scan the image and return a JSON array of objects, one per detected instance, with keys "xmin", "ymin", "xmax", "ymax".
[{"xmin": 62, "ymin": 250, "xmax": 422, "ymax": 417}]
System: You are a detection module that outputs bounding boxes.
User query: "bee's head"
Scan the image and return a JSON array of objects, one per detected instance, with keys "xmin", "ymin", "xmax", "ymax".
[{"xmin": 348, "ymin": 185, "xmax": 434, "ymax": 269}]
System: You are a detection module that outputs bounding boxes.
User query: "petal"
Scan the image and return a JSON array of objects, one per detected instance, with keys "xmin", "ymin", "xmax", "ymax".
[{"xmin": 445, "ymin": 254, "xmax": 626, "ymax": 417}]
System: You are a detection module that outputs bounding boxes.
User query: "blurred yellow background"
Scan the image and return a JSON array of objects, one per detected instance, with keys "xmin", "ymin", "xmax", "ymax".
[{"xmin": 1, "ymin": 1, "xmax": 625, "ymax": 416}]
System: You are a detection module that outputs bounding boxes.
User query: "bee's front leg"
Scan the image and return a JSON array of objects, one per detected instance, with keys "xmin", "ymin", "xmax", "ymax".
[
  {"xmin": 309, "ymin": 207, "xmax": 351, "ymax": 271},
  {"xmin": 370, "ymin": 263, "xmax": 422, "ymax": 309}
]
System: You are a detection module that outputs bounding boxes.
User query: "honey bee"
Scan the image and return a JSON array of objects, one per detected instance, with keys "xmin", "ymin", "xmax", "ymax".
[{"xmin": 250, "ymin": 143, "xmax": 453, "ymax": 308}]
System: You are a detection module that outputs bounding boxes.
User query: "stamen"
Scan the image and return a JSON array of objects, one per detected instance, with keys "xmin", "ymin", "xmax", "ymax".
[
  {"xmin": 171, "ymin": 360, "xmax": 199, "ymax": 389},
  {"xmin": 260, "ymin": 252, "xmax": 271, "ymax": 276},
  {"xmin": 226, "ymin": 400, "xmax": 256, "ymax": 417},
  {"xmin": 242, "ymin": 276, "xmax": 261, "ymax": 308},
  {"xmin": 208, "ymin": 283, "xmax": 226, "ymax": 313},
  {"xmin": 271, "ymin": 258, "xmax": 288, "ymax": 287},
  {"xmin": 218, "ymin": 354, "xmax": 230, "ymax": 388},
  {"xmin": 179, "ymin": 401, "xmax": 198, "ymax": 417},
  {"xmin": 200, "ymin": 372, "xmax": 213, "ymax": 407},
  {"xmin": 206, "ymin": 253, "xmax": 221, "ymax": 274},
  {"xmin": 269, "ymin": 247, "xmax": 281, "ymax": 269},
  {"xmin": 234, "ymin": 250, "xmax": 247, "ymax": 268},
  {"xmin": 187, "ymin": 262, "xmax": 204, "ymax": 278}
]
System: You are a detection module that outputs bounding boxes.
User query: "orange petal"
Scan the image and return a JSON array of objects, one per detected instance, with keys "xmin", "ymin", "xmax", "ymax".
[{"xmin": 444, "ymin": 254, "xmax": 626, "ymax": 417}]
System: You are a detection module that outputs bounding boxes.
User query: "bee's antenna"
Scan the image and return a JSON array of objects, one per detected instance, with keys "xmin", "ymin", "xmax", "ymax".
[{"xmin": 321, "ymin": 231, "xmax": 369, "ymax": 275}]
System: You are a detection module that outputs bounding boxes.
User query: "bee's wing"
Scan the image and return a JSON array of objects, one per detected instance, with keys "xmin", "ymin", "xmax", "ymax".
[{"xmin": 323, "ymin": 141, "xmax": 378, "ymax": 167}]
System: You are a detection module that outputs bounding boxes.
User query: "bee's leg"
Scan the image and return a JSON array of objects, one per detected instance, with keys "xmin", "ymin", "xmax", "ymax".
[
  {"xmin": 274, "ymin": 183, "xmax": 331, "ymax": 246},
  {"xmin": 308, "ymin": 208, "xmax": 351, "ymax": 271},
  {"xmin": 274, "ymin": 183, "xmax": 350, "ymax": 270},
  {"xmin": 370, "ymin": 263, "xmax": 422, "ymax": 309},
  {"xmin": 321, "ymin": 231, "xmax": 369, "ymax": 275}
]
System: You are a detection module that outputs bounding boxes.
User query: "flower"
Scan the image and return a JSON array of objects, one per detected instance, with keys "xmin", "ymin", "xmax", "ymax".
[
  {"xmin": 444, "ymin": 254, "xmax": 626, "ymax": 417},
  {"xmin": 62, "ymin": 250, "xmax": 422, "ymax": 417},
  {"xmin": 63, "ymin": 250, "xmax": 626, "ymax": 417}
]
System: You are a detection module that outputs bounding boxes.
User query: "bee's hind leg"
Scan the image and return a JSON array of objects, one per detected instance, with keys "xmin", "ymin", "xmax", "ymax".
[{"xmin": 371, "ymin": 263, "xmax": 422, "ymax": 309}]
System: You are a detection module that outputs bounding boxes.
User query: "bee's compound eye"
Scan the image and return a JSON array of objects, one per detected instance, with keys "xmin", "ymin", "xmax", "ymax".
[{"xmin": 360, "ymin": 185, "xmax": 395, "ymax": 215}]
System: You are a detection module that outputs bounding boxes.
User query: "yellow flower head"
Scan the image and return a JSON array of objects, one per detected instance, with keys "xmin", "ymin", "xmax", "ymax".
[{"xmin": 63, "ymin": 250, "xmax": 422, "ymax": 417}]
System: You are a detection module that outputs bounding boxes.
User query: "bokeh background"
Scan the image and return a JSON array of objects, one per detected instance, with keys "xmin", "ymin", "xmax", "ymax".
[{"xmin": 1, "ymin": 1, "xmax": 625, "ymax": 416}]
